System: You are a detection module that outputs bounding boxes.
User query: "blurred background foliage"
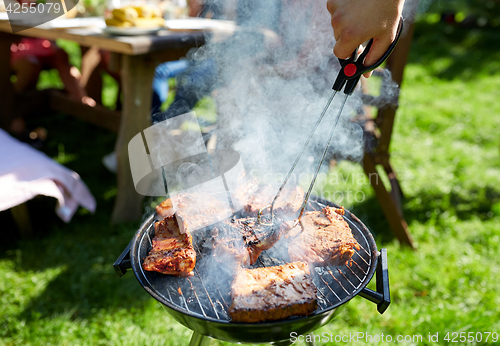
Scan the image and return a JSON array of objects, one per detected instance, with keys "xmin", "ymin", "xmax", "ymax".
[{"xmin": 419, "ymin": 0, "xmax": 500, "ymax": 27}]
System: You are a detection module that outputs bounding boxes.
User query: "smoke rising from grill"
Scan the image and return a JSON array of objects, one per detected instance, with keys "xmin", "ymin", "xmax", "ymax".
[
  {"xmin": 138, "ymin": 0, "xmax": 418, "ymax": 288},
  {"xmin": 185, "ymin": 1, "xmax": 363, "ymax": 186},
  {"xmin": 141, "ymin": 0, "xmax": 420, "ymax": 204}
]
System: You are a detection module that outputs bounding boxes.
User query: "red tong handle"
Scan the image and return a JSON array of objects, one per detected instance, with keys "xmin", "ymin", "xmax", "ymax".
[{"xmin": 333, "ymin": 16, "xmax": 404, "ymax": 95}]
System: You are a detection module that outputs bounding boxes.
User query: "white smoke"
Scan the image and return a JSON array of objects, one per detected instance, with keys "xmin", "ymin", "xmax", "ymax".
[{"xmin": 189, "ymin": 0, "xmax": 367, "ymax": 186}]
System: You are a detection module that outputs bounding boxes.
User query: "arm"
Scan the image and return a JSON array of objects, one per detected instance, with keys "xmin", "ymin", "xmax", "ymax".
[
  {"xmin": 187, "ymin": 0, "xmax": 203, "ymax": 17},
  {"xmin": 327, "ymin": 0, "xmax": 404, "ymax": 77}
]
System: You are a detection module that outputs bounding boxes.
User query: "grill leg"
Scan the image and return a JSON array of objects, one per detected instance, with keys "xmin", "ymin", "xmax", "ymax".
[
  {"xmin": 189, "ymin": 331, "xmax": 210, "ymax": 346},
  {"xmin": 271, "ymin": 333, "xmax": 316, "ymax": 346},
  {"xmin": 305, "ymin": 333, "xmax": 316, "ymax": 346}
]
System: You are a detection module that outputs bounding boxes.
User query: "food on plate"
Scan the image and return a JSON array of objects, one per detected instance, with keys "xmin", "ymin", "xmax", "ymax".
[
  {"xmin": 111, "ymin": 7, "xmax": 138, "ymax": 22},
  {"xmin": 142, "ymin": 212, "xmax": 196, "ymax": 276},
  {"xmin": 105, "ymin": 18, "xmax": 133, "ymax": 28},
  {"xmin": 212, "ymin": 217, "xmax": 290, "ymax": 265},
  {"xmin": 243, "ymin": 185, "xmax": 304, "ymax": 220},
  {"xmin": 132, "ymin": 17, "xmax": 165, "ymax": 27},
  {"xmin": 288, "ymin": 206, "xmax": 360, "ymax": 267},
  {"xmin": 228, "ymin": 262, "xmax": 318, "ymax": 322},
  {"xmin": 106, "ymin": 6, "xmax": 164, "ymax": 28},
  {"xmin": 156, "ymin": 192, "xmax": 233, "ymax": 231},
  {"xmin": 132, "ymin": 6, "xmax": 161, "ymax": 18}
]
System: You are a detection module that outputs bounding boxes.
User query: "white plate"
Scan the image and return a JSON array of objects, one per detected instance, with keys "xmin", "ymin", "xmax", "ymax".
[
  {"xmin": 164, "ymin": 18, "xmax": 235, "ymax": 31},
  {"xmin": 48, "ymin": 17, "xmax": 106, "ymax": 29},
  {"xmin": 103, "ymin": 26, "xmax": 162, "ymax": 36}
]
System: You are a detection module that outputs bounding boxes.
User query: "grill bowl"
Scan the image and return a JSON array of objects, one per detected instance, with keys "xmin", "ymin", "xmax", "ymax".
[{"xmin": 119, "ymin": 197, "xmax": 384, "ymax": 344}]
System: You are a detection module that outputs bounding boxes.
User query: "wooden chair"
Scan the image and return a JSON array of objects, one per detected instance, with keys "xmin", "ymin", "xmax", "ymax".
[{"xmin": 359, "ymin": 19, "xmax": 417, "ymax": 249}]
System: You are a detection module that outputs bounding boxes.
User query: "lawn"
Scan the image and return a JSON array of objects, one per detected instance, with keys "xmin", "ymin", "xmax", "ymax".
[{"xmin": 1, "ymin": 17, "xmax": 500, "ymax": 346}]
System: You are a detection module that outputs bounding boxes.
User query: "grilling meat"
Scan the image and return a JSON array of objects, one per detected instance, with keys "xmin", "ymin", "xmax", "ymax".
[
  {"xmin": 142, "ymin": 212, "xmax": 196, "ymax": 276},
  {"xmin": 288, "ymin": 206, "xmax": 360, "ymax": 267},
  {"xmin": 212, "ymin": 217, "xmax": 290, "ymax": 266},
  {"xmin": 211, "ymin": 220, "xmax": 250, "ymax": 266},
  {"xmin": 156, "ymin": 192, "xmax": 232, "ymax": 232},
  {"xmin": 229, "ymin": 262, "xmax": 318, "ymax": 323},
  {"xmin": 243, "ymin": 185, "xmax": 304, "ymax": 220},
  {"xmin": 224, "ymin": 171, "xmax": 260, "ymax": 211},
  {"xmin": 155, "ymin": 183, "xmax": 302, "ymax": 232}
]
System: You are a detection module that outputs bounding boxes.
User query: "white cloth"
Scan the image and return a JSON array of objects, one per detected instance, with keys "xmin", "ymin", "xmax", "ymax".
[{"xmin": 0, "ymin": 129, "xmax": 96, "ymax": 222}]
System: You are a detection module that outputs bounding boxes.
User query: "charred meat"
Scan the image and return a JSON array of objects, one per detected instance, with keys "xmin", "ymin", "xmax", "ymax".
[
  {"xmin": 288, "ymin": 206, "xmax": 360, "ymax": 267},
  {"xmin": 228, "ymin": 173, "xmax": 260, "ymax": 211},
  {"xmin": 211, "ymin": 220, "xmax": 250, "ymax": 266},
  {"xmin": 143, "ymin": 212, "xmax": 196, "ymax": 276},
  {"xmin": 212, "ymin": 217, "xmax": 289, "ymax": 265},
  {"xmin": 156, "ymin": 192, "xmax": 232, "ymax": 232},
  {"xmin": 229, "ymin": 262, "xmax": 318, "ymax": 323},
  {"xmin": 243, "ymin": 185, "xmax": 304, "ymax": 220}
]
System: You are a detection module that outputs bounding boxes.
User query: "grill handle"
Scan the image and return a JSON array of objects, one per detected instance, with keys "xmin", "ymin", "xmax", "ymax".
[
  {"xmin": 358, "ymin": 248, "xmax": 390, "ymax": 314},
  {"xmin": 113, "ymin": 241, "xmax": 132, "ymax": 277}
]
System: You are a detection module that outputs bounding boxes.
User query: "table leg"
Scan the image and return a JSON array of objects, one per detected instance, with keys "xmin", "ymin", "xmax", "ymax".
[
  {"xmin": 11, "ymin": 203, "xmax": 33, "ymax": 237},
  {"xmin": 111, "ymin": 54, "xmax": 155, "ymax": 223}
]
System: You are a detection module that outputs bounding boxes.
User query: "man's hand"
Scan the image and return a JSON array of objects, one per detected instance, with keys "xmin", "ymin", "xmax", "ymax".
[
  {"xmin": 327, "ymin": 0, "xmax": 404, "ymax": 77},
  {"xmin": 188, "ymin": 0, "xmax": 203, "ymax": 17}
]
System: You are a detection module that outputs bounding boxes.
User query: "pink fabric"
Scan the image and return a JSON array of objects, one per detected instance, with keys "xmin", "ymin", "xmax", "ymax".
[
  {"xmin": 0, "ymin": 129, "xmax": 96, "ymax": 222},
  {"xmin": 10, "ymin": 38, "xmax": 57, "ymax": 65}
]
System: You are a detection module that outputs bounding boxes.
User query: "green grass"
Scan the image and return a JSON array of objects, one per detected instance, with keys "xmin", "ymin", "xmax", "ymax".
[{"xmin": 2, "ymin": 19, "xmax": 500, "ymax": 345}]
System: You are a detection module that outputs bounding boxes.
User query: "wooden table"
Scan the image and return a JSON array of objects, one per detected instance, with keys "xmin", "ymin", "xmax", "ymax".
[{"xmin": 0, "ymin": 18, "xmax": 216, "ymax": 223}]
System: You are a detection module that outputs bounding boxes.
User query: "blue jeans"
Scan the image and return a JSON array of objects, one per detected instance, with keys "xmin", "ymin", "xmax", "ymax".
[
  {"xmin": 151, "ymin": 60, "xmax": 189, "ymax": 114},
  {"xmin": 152, "ymin": 58, "xmax": 218, "ymax": 123}
]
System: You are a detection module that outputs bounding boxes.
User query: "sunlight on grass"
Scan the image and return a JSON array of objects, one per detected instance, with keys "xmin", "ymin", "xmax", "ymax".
[
  {"xmin": 0, "ymin": 261, "xmax": 66, "ymax": 319},
  {"xmin": 103, "ymin": 187, "xmax": 118, "ymax": 201},
  {"xmin": 194, "ymin": 96, "xmax": 218, "ymax": 124},
  {"xmin": 102, "ymin": 74, "xmax": 120, "ymax": 110},
  {"xmin": 36, "ymin": 69, "xmax": 64, "ymax": 90},
  {"xmin": 54, "ymin": 143, "xmax": 78, "ymax": 165}
]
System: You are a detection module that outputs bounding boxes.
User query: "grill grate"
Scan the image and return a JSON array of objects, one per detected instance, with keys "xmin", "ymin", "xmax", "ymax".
[{"xmin": 135, "ymin": 198, "xmax": 376, "ymax": 323}]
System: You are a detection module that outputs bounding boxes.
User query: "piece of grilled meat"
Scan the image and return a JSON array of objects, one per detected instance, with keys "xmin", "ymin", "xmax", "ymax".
[
  {"xmin": 228, "ymin": 172, "xmax": 260, "ymax": 211},
  {"xmin": 156, "ymin": 192, "xmax": 232, "ymax": 232},
  {"xmin": 212, "ymin": 217, "xmax": 289, "ymax": 266},
  {"xmin": 229, "ymin": 262, "xmax": 318, "ymax": 323},
  {"xmin": 143, "ymin": 212, "xmax": 196, "ymax": 276},
  {"xmin": 243, "ymin": 185, "xmax": 304, "ymax": 220},
  {"xmin": 288, "ymin": 206, "xmax": 360, "ymax": 267}
]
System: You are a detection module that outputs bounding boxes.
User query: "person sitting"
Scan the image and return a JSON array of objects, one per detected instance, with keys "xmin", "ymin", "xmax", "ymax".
[
  {"xmin": 151, "ymin": 0, "xmax": 225, "ymax": 117},
  {"xmin": 9, "ymin": 37, "xmax": 95, "ymax": 144},
  {"xmin": 155, "ymin": 0, "xmax": 333, "ymax": 124}
]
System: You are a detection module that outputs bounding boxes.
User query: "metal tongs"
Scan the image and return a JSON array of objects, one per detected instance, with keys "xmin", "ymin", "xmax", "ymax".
[{"xmin": 258, "ymin": 17, "xmax": 404, "ymax": 227}]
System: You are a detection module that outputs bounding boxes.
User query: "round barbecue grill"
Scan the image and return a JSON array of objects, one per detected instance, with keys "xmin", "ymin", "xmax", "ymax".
[{"xmin": 114, "ymin": 197, "xmax": 390, "ymax": 345}]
